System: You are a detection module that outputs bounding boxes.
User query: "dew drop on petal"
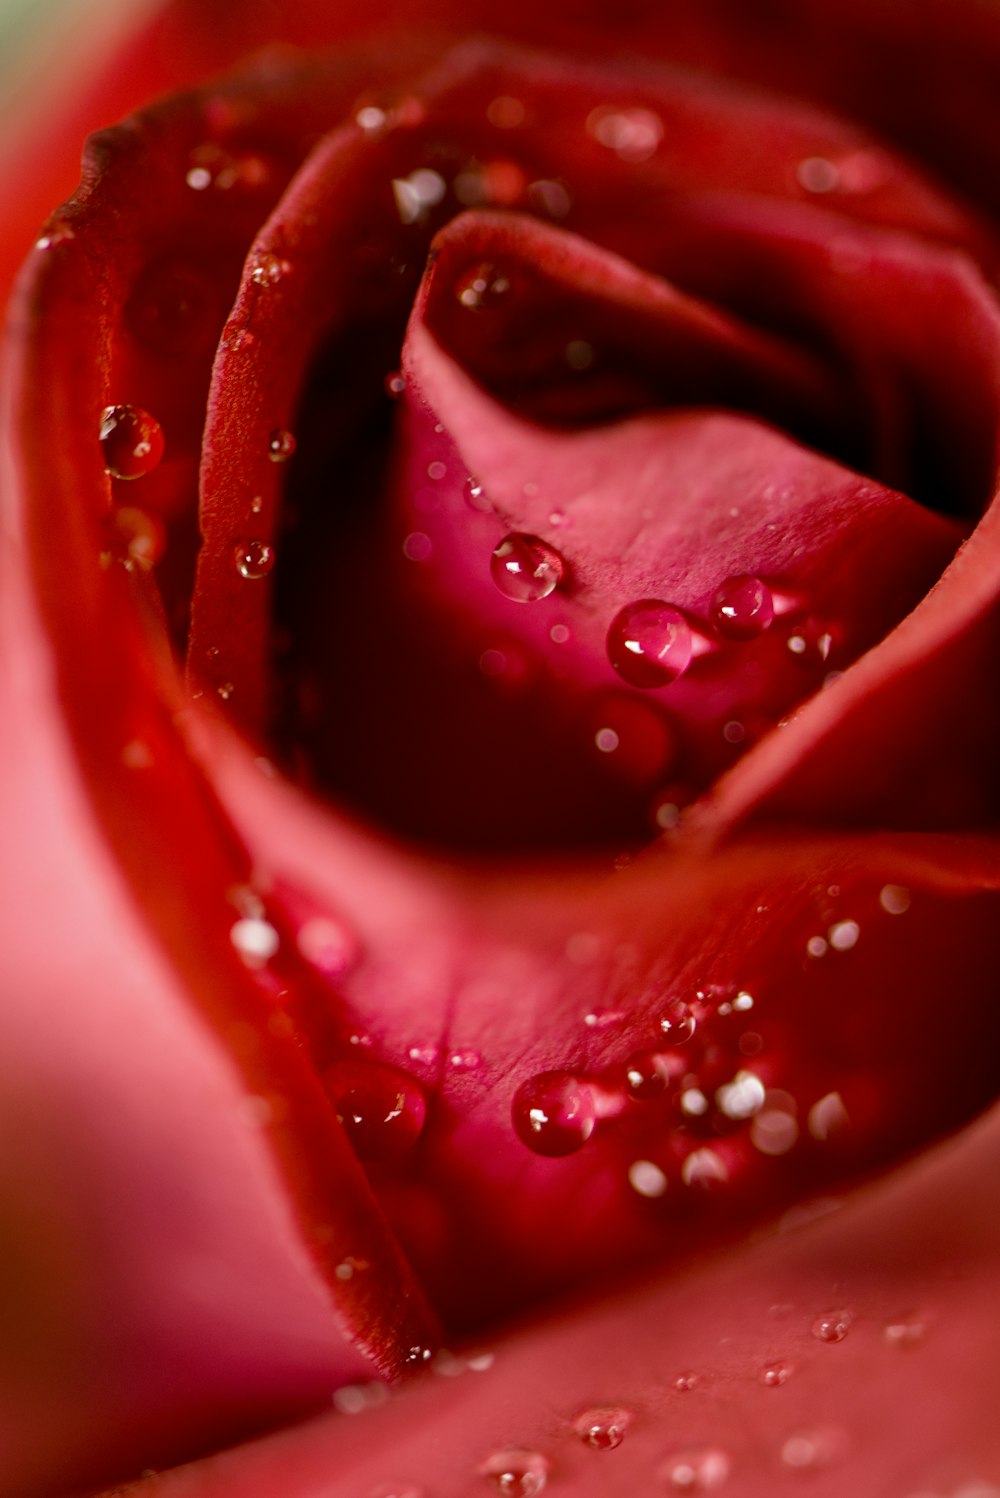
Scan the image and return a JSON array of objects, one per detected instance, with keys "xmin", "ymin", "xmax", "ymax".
[
  {"xmin": 659, "ymin": 1004, "xmax": 697, "ymax": 1044},
  {"xmin": 711, "ymin": 575, "xmax": 774, "ymax": 641},
  {"xmin": 879, "ymin": 884, "xmax": 911, "ymax": 915},
  {"xmin": 624, "ymin": 1050, "xmax": 671, "ymax": 1100},
  {"xmin": 100, "ymin": 405, "xmax": 164, "ymax": 480},
  {"xmin": 628, "ymin": 1159, "xmax": 668, "ymax": 1197},
  {"xmin": 230, "ymin": 916, "xmax": 280, "ymax": 966},
  {"xmin": 268, "ymin": 428, "xmax": 297, "ymax": 462},
  {"xmin": 883, "ymin": 1317, "xmax": 927, "ymax": 1348},
  {"xmin": 479, "ymin": 1448, "xmax": 549, "ymax": 1495},
  {"xmin": 456, "ymin": 261, "xmax": 513, "ymax": 310},
  {"xmin": 674, "ymin": 1372, "xmax": 700, "ymax": 1392},
  {"xmin": 760, "ymin": 1360, "xmax": 795, "ymax": 1387},
  {"xmin": 250, "ymin": 251, "xmax": 289, "ymax": 286},
  {"xmin": 385, "ymin": 370, "xmax": 407, "ymax": 398},
  {"xmin": 234, "ymin": 539, "xmax": 275, "ymax": 579},
  {"xmin": 465, "ymin": 476, "xmax": 493, "ymax": 513},
  {"xmin": 491, "ymin": 533, "xmax": 564, "ymax": 602},
  {"xmin": 574, "ymin": 1406, "xmax": 632, "ymax": 1449},
  {"xmin": 512, "ymin": 1070, "xmax": 596, "ymax": 1156},
  {"xmin": 607, "ymin": 600, "xmax": 693, "ymax": 688},
  {"xmin": 322, "ymin": 1060, "xmax": 427, "ymax": 1163},
  {"xmin": 812, "ymin": 1308, "xmax": 854, "ymax": 1344},
  {"xmin": 659, "ymin": 1447, "xmax": 730, "ymax": 1491}
]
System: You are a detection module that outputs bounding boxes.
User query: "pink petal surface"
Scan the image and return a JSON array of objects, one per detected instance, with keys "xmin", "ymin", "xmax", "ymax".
[{"xmin": 94, "ymin": 1097, "xmax": 1000, "ymax": 1497}]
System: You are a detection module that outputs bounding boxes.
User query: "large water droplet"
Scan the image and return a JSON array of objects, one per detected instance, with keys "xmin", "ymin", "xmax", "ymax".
[
  {"xmin": 267, "ymin": 428, "xmax": 297, "ymax": 462},
  {"xmin": 659, "ymin": 1448, "xmax": 730, "ymax": 1491},
  {"xmin": 812, "ymin": 1308, "xmax": 854, "ymax": 1344},
  {"xmin": 659, "ymin": 1004, "xmax": 697, "ymax": 1045},
  {"xmin": 456, "ymin": 261, "xmax": 513, "ymax": 310},
  {"xmin": 606, "ymin": 600, "xmax": 693, "ymax": 688},
  {"xmin": 100, "ymin": 405, "xmax": 164, "ymax": 480},
  {"xmin": 234, "ymin": 538, "xmax": 275, "ymax": 579},
  {"xmin": 322, "ymin": 1060, "xmax": 426, "ymax": 1163},
  {"xmin": 512, "ymin": 1070, "xmax": 596, "ymax": 1156},
  {"xmin": 710, "ymin": 575, "xmax": 774, "ymax": 641},
  {"xmin": 491, "ymin": 534, "xmax": 564, "ymax": 602},
  {"xmin": 574, "ymin": 1405, "xmax": 632, "ymax": 1450},
  {"xmin": 479, "ymin": 1448, "xmax": 549, "ymax": 1495}
]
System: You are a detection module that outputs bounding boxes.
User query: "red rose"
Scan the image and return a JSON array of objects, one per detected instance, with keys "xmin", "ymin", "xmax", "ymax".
[{"xmin": 4, "ymin": 3, "xmax": 1000, "ymax": 1495}]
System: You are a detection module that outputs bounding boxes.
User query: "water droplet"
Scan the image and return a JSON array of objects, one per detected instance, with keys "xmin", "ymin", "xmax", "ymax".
[
  {"xmin": 550, "ymin": 623, "xmax": 571, "ymax": 644},
  {"xmin": 112, "ymin": 506, "xmax": 165, "ymax": 569},
  {"xmin": 808, "ymin": 1091, "xmax": 850, "ymax": 1140},
  {"xmin": 99, "ymin": 405, "xmax": 164, "ymax": 480},
  {"xmin": 879, "ymin": 883, "xmax": 911, "ymax": 915},
  {"xmin": 711, "ymin": 575, "xmax": 774, "ymax": 641},
  {"xmin": 750, "ymin": 1109, "xmax": 799, "ymax": 1156},
  {"xmin": 465, "ymin": 476, "xmax": 493, "ymax": 513},
  {"xmin": 385, "ymin": 370, "xmax": 407, "ymax": 398},
  {"xmin": 883, "ymin": 1316, "xmax": 926, "ymax": 1348},
  {"xmin": 456, "ymin": 261, "xmax": 512, "ymax": 310},
  {"xmin": 607, "ymin": 600, "xmax": 693, "ymax": 688},
  {"xmin": 624, "ymin": 1050, "xmax": 671, "ymax": 1100},
  {"xmin": 512, "ymin": 1070, "xmax": 596, "ymax": 1156},
  {"xmin": 448, "ymin": 1048, "xmax": 482, "ymax": 1071},
  {"xmin": 404, "ymin": 1344, "xmax": 433, "ymax": 1366},
  {"xmin": 268, "ymin": 428, "xmax": 296, "ymax": 462},
  {"xmin": 491, "ymin": 534, "xmax": 564, "ymax": 602},
  {"xmin": 393, "ymin": 168, "xmax": 447, "ymax": 224},
  {"xmin": 250, "ymin": 250, "xmax": 289, "ymax": 286},
  {"xmin": 230, "ymin": 915, "xmax": 280, "ymax": 966},
  {"xmin": 586, "ymin": 693, "xmax": 676, "ymax": 782},
  {"xmin": 673, "ymin": 1372, "xmax": 700, "ymax": 1392},
  {"xmin": 234, "ymin": 538, "xmax": 275, "ymax": 579},
  {"xmin": 760, "ymin": 1360, "xmax": 794, "ymax": 1387},
  {"xmin": 797, "ymin": 156, "xmax": 840, "ymax": 193},
  {"xmin": 659, "ymin": 1004, "xmax": 696, "ymax": 1044},
  {"xmin": 827, "ymin": 919, "xmax": 860, "ymax": 951},
  {"xmin": 322, "ymin": 1060, "xmax": 426, "ymax": 1163},
  {"xmin": 785, "ymin": 619, "xmax": 834, "ymax": 668},
  {"xmin": 479, "ymin": 1448, "xmax": 549, "ymax": 1495},
  {"xmin": 586, "ymin": 105, "xmax": 663, "ymax": 163},
  {"xmin": 715, "ymin": 1070, "xmax": 765, "ymax": 1120},
  {"xmin": 781, "ymin": 1427, "xmax": 845, "ymax": 1469},
  {"xmin": 403, "ymin": 531, "xmax": 432, "ymax": 562},
  {"xmin": 628, "ymin": 1159, "xmax": 668, "ymax": 1197},
  {"xmin": 296, "ymin": 915, "xmax": 357, "ymax": 977},
  {"xmin": 681, "ymin": 1148, "xmax": 728, "ymax": 1187},
  {"xmin": 812, "ymin": 1308, "xmax": 853, "ymax": 1343},
  {"xmin": 574, "ymin": 1406, "xmax": 632, "ymax": 1450},
  {"xmin": 659, "ymin": 1447, "xmax": 730, "ymax": 1491}
]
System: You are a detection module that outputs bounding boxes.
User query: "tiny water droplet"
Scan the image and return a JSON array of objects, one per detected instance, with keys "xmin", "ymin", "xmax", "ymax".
[
  {"xmin": 710, "ymin": 575, "xmax": 774, "ymax": 641},
  {"xmin": 624, "ymin": 1050, "xmax": 671, "ymax": 1100},
  {"xmin": 681, "ymin": 1148, "xmax": 729, "ymax": 1187},
  {"xmin": 628, "ymin": 1158, "xmax": 668, "ymax": 1197},
  {"xmin": 760, "ymin": 1360, "xmax": 794, "ymax": 1387},
  {"xmin": 607, "ymin": 600, "xmax": 693, "ymax": 688},
  {"xmin": 234, "ymin": 538, "xmax": 275, "ymax": 579},
  {"xmin": 296, "ymin": 915, "xmax": 357, "ymax": 977},
  {"xmin": 512, "ymin": 1070, "xmax": 596, "ymax": 1156},
  {"xmin": 230, "ymin": 915, "xmax": 280, "ymax": 966},
  {"xmin": 385, "ymin": 370, "xmax": 407, "ymax": 398},
  {"xmin": 250, "ymin": 251, "xmax": 288, "ymax": 286},
  {"xmin": 879, "ymin": 883, "xmax": 911, "ymax": 915},
  {"xmin": 797, "ymin": 156, "xmax": 840, "ymax": 193},
  {"xmin": 674, "ymin": 1372, "xmax": 700, "ymax": 1392},
  {"xmin": 781, "ymin": 1427, "xmax": 845, "ymax": 1470},
  {"xmin": 659, "ymin": 1004, "xmax": 696, "ymax": 1044},
  {"xmin": 404, "ymin": 1344, "xmax": 433, "ymax": 1365},
  {"xmin": 587, "ymin": 105, "xmax": 664, "ymax": 163},
  {"xmin": 574, "ymin": 1405, "xmax": 632, "ymax": 1450},
  {"xmin": 100, "ymin": 405, "xmax": 164, "ymax": 480},
  {"xmin": 322, "ymin": 1060, "xmax": 426, "ymax": 1163},
  {"xmin": 659, "ymin": 1447, "xmax": 730, "ymax": 1491},
  {"xmin": 448, "ymin": 1048, "xmax": 481, "ymax": 1071},
  {"xmin": 268, "ymin": 428, "xmax": 296, "ymax": 462},
  {"xmin": 112, "ymin": 506, "xmax": 165, "ymax": 569},
  {"xmin": 785, "ymin": 619, "xmax": 834, "ymax": 668},
  {"xmin": 465, "ymin": 476, "xmax": 493, "ymax": 513},
  {"xmin": 883, "ymin": 1317, "xmax": 926, "ymax": 1349},
  {"xmin": 812, "ymin": 1308, "xmax": 853, "ymax": 1343},
  {"xmin": 491, "ymin": 534, "xmax": 564, "ymax": 602},
  {"xmin": 456, "ymin": 261, "xmax": 512, "ymax": 310},
  {"xmin": 479, "ymin": 1449, "xmax": 549, "ymax": 1495}
]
